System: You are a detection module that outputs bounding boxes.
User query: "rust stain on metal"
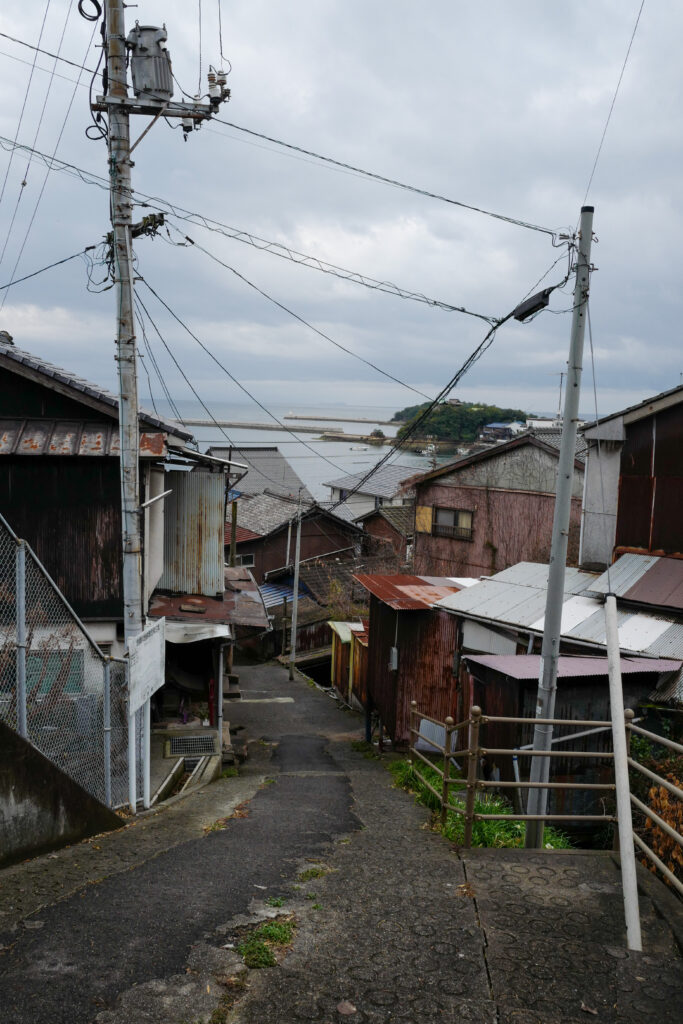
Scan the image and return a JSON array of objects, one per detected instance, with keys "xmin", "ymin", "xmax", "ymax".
[
  {"xmin": 139, "ymin": 432, "xmax": 167, "ymax": 456},
  {"xmin": 354, "ymin": 573, "xmax": 459, "ymax": 611}
]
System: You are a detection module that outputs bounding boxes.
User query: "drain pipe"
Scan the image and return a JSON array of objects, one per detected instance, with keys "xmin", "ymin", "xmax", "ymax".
[{"xmin": 217, "ymin": 642, "xmax": 225, "ymax": 760}]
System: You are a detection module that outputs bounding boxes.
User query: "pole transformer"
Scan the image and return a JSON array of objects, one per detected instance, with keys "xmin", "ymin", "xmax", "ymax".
[
  {"xmin": 99, "ymin": 0, "xmax": 231, "ymax": 810},
  {"xmin": 525, "ymin": 205, "xmax": 595, "ymax": 848}
]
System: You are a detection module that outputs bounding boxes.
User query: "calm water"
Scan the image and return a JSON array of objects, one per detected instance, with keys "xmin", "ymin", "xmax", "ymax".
[{"xmin": 156, "ymin": 399, "xmax": 439, "ymax": 501}]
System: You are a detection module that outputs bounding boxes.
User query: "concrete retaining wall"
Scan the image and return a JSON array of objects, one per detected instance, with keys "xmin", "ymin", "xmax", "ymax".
[{"xmin": 0, "ymin": 720, "xmax": 122, "ymax": 868}]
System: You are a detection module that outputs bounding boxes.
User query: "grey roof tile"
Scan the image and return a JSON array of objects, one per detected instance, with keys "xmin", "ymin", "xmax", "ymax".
[
  {"xmin": 0, "ymin": 340, "xmax": 193, "ymax": 440},
  {"xmin": 207, "ymin": 445, "xmax": 312, "ymax": 500},
  {"xmin": 323, "ymin": 462, "xmax": 416, "ymax": 499}
]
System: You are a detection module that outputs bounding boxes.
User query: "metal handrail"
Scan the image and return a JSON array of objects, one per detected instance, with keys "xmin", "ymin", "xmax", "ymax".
[
  {"xmin": 629, "ymin": 724, "xmax": 683, "ymax": 758},
  {"xmin": 407, "ymin": 704, "xmax": 681, "ymax": 887}
]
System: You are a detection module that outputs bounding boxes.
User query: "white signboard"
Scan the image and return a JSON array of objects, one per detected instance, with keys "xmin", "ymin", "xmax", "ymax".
[{"xmin": 128, "ymin": 618, "xmax": 166, "ymax": 714}]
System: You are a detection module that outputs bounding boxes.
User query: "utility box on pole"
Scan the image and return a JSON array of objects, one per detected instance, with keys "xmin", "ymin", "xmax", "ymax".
[{"xmin": 98, "ymin": 0, "xmax": 232, "ymax": 811}]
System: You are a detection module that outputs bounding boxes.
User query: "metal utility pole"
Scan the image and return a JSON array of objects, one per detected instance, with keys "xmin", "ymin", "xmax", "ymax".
[
  {"xmin": 288, "ymin": 496, "xmax": 303, "ymax": 681},
  {"xmin": 98, "ymin": 1, "xmax": 231, "ymax": 811},
  {"xmin": 525, "ymin": 206, "xmax": 594, "ymax": 848}
]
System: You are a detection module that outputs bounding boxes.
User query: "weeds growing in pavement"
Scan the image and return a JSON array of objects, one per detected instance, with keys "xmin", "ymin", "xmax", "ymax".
[
  {"xmin": 388, "ymin": 759, "xmax": 572, "ymax": 850},
  {"xmin": 265, "ymin": 896, "xmax": 286, "ymax": 907},
  {"xmin": 298, "ymin": 866, "xmax": 326, "ymax": 881}
]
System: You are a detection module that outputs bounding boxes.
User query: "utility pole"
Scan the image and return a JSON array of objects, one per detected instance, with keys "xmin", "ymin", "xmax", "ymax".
[
  {"xmin": 104, "ymin": 0, "xmax": 142, "ymax": 812},
  {"xmin": 288, "ymin": 494, "xmax": 303, "ymax": 681},
  {"xmin": 98, "ymin": 1, "xmax": 231, "ymax": 811},
  {"xmin": 525, "ymin": 205, "xmax": 594, "ymax": 848}
]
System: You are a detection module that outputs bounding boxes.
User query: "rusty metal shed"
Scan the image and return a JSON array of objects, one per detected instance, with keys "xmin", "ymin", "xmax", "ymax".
[{"xmin": 354, "ymin": 575, "xmax": 461, "ymax": 745}]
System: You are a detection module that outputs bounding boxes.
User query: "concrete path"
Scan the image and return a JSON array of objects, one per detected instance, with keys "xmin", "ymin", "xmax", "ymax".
[{"xmin": 0, "ymin": 660, "xmax": 681, "ymax": 1024}]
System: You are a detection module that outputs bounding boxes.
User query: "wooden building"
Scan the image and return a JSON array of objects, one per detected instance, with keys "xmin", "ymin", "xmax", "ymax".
[
  {"xmin": 403, "ymin": 434, "xmax": 585, "ymax": 579},
  {"xmin": 353, "ymin": 575, "xmax": 460, "ymax": 745}
]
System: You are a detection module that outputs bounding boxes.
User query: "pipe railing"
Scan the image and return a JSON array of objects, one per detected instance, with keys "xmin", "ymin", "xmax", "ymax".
[{"xmin": 408, "ymin": 701, "xmax": 682, "ymax": 893}]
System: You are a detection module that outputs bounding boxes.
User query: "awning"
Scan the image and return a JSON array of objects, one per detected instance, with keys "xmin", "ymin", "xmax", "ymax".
[{"xmin": 165, "ymin": 622, "xmax": 231, "ymax": 644}]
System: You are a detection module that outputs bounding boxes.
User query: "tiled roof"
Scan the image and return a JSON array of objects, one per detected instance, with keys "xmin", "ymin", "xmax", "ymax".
[
  {"xmin": 0, "ymin": 340, "xmax": 193, "ymax": 440},
  {"xmin": 228, "ymin": 492, "xmax": 361, "ymax": 541},
  {"xmin": 206, "ymin": 446, "xmax": 312, "ymax": 500},
  {"xmin": 358, "ymin": 505, "xmax": 415, "ymax": 536},
  {"xmin": 529, "ymin": 428, "xmax": 588, "ymax": 462},
  {"xmin": 229, "ymin": 492, "xmax": 298, "ymax": 538},
  {"xmin": 323, "ymin": 462, "xmax": 416, "ymax": 499}
]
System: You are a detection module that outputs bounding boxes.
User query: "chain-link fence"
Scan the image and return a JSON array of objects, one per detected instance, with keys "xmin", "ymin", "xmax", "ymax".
[{"xmin": 0, "ymin": 511, "xmax": 141, "ymax": 808}]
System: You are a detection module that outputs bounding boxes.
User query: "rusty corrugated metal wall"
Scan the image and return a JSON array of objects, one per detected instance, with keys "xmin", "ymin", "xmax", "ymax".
[
  {"xmin": 367, "ymin": 598, "xmax": 457, "ymax": 745},
  {"xmin": 616, "ymin": 403, "xmax": 682, "ymax": 557},
  {"xmin": 351, "ymin": 634, "xmax": 368, "ymax": 707},
  {"xmin": 159, "ymin": 470, "xmax": 225, "ymax": 596}
]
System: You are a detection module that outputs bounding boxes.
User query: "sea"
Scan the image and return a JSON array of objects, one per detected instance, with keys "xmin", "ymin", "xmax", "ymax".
[{"xmin": 157, "ymin": 399, "xmax": 435, "ymax": 502}]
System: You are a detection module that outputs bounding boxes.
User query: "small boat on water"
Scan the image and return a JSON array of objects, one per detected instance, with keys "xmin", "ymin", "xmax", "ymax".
[
  {"xmin": 420, "ymin": 443, "xmax": 437, "ymax": 457},
  {"xmin": 350, "ymin": 445, "xmax": 369, "ymax": 451}
]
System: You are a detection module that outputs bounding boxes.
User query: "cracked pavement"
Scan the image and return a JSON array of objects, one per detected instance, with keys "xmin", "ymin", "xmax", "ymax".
[{"xmin": 1, "ymin": 659, "xmax": 681, "ymax": 1023}]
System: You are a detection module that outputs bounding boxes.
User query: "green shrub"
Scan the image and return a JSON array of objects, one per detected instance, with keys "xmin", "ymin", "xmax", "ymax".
[{"xmin": 389, "ymin": 758, "xmax": 571, "ymax": 850}]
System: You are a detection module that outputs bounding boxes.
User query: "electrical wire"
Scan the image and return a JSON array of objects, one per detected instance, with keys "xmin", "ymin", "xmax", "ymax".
[
  {"xmin": 155, "ymin": 211, "xmax": 493, "ymax": 320},
  {"xmin": 138, "ymin": 276, "xmax": 350, "ymax": 476},
  {"xmin": 0, "ymin": 135, "xmax": 500, "ymax": 322},
  {"xmin": 0, "ymin": 0, "xmax": 72, "ymax": 271},
  {"xmin": 197, "ymin": 0, "xmax": 203, "ymax": 95},
  {"xmin": 0, "ymin": 1, "xmax": 53, "ymax": 213},
  {"xmin": 134, "ymin": 296, "xmax": 183, "ymax": 421},
  {"xmin": 0, "ymin": 245, "xmax": 96, "ymax": 291},
  {"xmin": 135, "ymin": 290, "xmax": 304, "ymax": 488},
  {"xmin": 212, "ymin": 117, "xmax": 558, "ymax": 238},
  {"xmin": 0, "ymin": 13, "xmax": 100, "ymax": 311},
  {"xmin": 165, "ymin": 224, "xmax": 435, "ymax": 400},
  {"xmin": 0, "ymin": 28, "xmax": 97, "ymax": 73},
  {"xmin": 583, "ymin": 0, "xmax": 646, "ymax": 204},
  {"xmin": 0, "ymin": 47, "xmax": 90, "ymax": 89}
]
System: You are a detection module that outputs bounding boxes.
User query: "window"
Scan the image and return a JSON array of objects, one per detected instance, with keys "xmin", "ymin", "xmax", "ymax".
[
  {"xmin": 432, "ymin": 506, "xmax": 473, "ymax": 540},
  {"xmin": 236, "ymin": 553, "xmax": 255, "ymax": 567}
]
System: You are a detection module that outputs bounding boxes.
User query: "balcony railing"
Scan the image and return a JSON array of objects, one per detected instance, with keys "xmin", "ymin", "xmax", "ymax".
[{"xmin": 432, "ymin": 523, "xmax": 472, "ymax": 540}]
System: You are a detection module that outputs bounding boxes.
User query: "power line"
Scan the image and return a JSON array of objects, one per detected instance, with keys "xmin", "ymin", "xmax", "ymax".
[
  {"xmin": 0, "ymin": 14, "xmax": 100, "ymax": 311},
  {"xmin": 0, "ymin": 245, "xmax": 96, "ymax": 291},
  {"xmin": 166, "ymin": 225, "xmax": 435, "ymax": 401},
  {"xmin": 212, "ymin": 117, "xmax": 558, "ymax": 238},
  {"xmin": 0, "ymin": 28, "xmax": 98, "ymax": 74},
  {"xmin": 139, "ymin": 276, "xmax": 349, "ymax": 476},
  {"xmin": 0, "ymin": 2, "xmax": 53, "ymax": 214},
  {"xmin": 0, "ymin": 34, "xmax": 556, "ymax": 237},
  {"xmin": 0, "ymin": 47, "xmax": 90, "ymax": 89},
  {"xmin": 583, "ymin": 0, "xmax": 646, "ymax": 204},
  {"xmin": 0, "ymin": 0, "xmax": 72, "ymax": 271},
  {"xmin": 0, "ymin": 135, "xmax": 500, "ymax": 321}
]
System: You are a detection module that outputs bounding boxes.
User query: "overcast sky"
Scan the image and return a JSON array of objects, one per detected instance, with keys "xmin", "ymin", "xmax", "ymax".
[{"xmin": 0, "ymin": 0, "xmax": 680, "ymax": 421}]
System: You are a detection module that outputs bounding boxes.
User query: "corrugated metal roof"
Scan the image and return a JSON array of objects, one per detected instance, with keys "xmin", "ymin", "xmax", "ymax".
[
  {"xmin": 159, "ymin": 470, "xmax": 225, "ymax": 596},
  {"xmin": 205, "ymin": 446, "xmax": 313, "ymax": 500},
  {"xmin": 587, "ymin": 554, "xmax": 683, "ymax": 612},
  {"xmin": 353, "ymin": 573, "xmax": 460, "ymax": 610},
  {"xmin": 491, "ymin": 562, "xmax": 595, "ymax": 593},
  {"xmin": 323, "ymin": 462, "xmax": 416, "ymax": 498},
  {"xmin": 0, "ymin": 342, "xmax": 192, "ymax": 440},
  {"xmin": 463, "ymin": 653, "xmax": 681, "ymax": 680},
  {"xmin": 587, "ymin": 554, "xmax": 659, "ymax": 597},
  {"xmin": 259, "ymin": 580, "xmax": 307, "ymax": 609},
  {"xmin": 0, "ymin": 419, "xmax": 167, "ymax": 457}
]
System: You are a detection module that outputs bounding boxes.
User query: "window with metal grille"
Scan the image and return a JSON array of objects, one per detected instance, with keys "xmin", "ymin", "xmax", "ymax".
[{"xmin": 432, "ymin": 506, "xmax": 473, "ymax": 540}]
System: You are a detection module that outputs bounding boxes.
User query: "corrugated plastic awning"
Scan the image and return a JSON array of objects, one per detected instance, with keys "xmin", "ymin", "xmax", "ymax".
[
  {"xmin": 354, "ymin": 573, "xmax": 460, "ymax": 610},
  {"xmin": 328, "ymin": 621, "xmax": 365, "ymax": 643},
  {"xmin": 463, "ymin": 654, "xmax": 682, "ymax": 680}
]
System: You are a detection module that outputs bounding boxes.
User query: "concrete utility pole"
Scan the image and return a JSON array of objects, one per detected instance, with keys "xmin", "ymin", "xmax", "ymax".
[
  {"xmin": 104, "ymin": 0, "xmax": 142, "ymax": 812},
  {"xmin": 525, "ymin": 205, "xmax": 594, "ymax": 848},
  {"xmin": 99, "ymin": 0, "xmax": 231, "ymax": 810},
  {"xmin": 288, "ymin": 495, "xmax": 303, "ymax": 681}
]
